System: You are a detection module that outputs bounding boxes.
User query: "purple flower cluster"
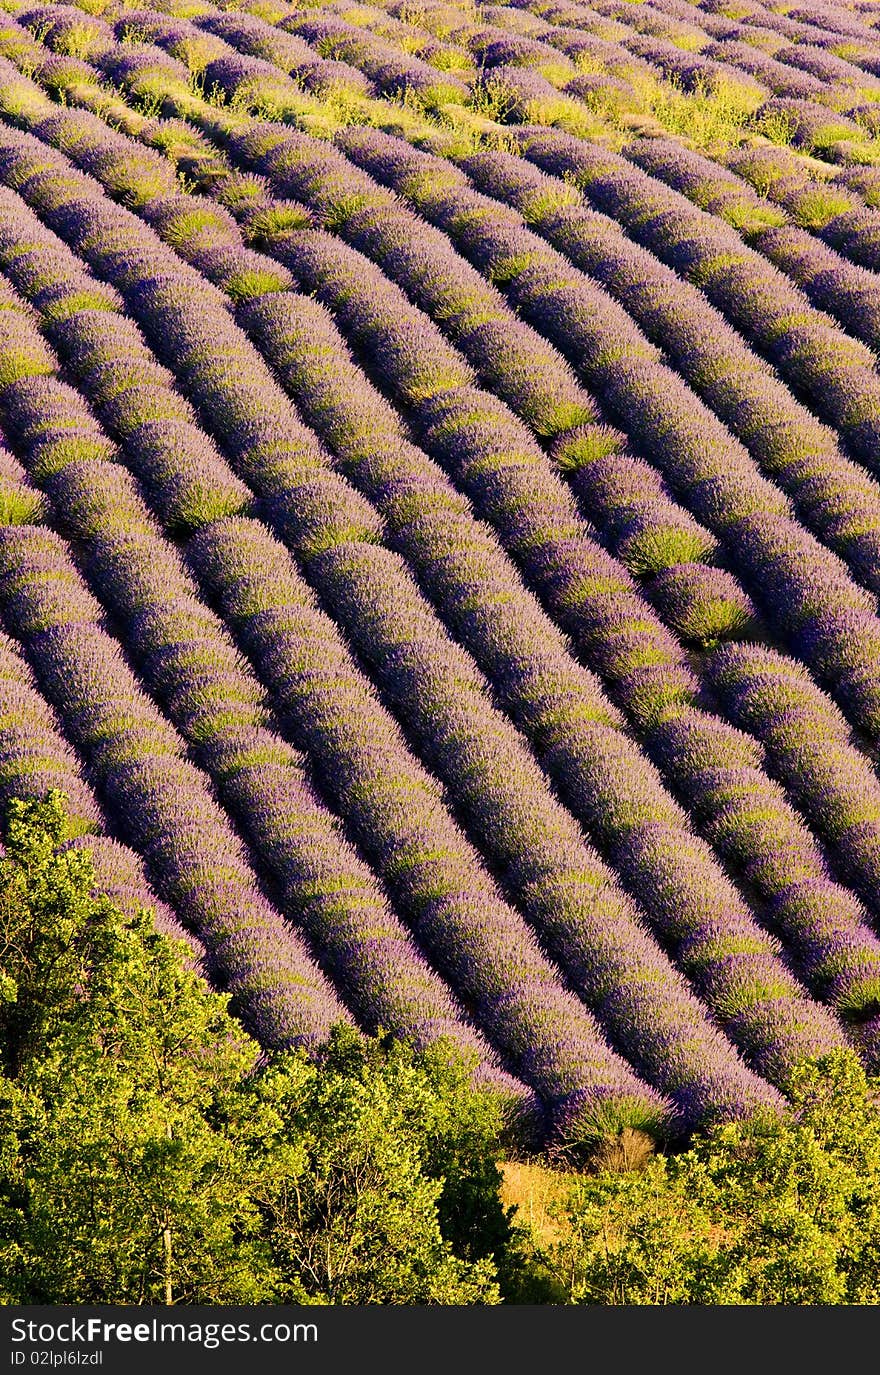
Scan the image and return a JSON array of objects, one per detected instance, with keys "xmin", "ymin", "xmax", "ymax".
[
  {"xmin": 112, "ymin": 8, "xmax": 228, "ymax": 72},
  {"xmin": 820, "ymin": 206, "xmax": 880, "ymax": 274},
  {"xmin": 18, "ymin": 3, "xmax": 114, "ymax": 58}
]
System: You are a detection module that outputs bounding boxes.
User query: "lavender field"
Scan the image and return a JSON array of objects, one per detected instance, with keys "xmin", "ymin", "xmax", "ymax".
[{"xmin": 1, "ymin": 0, "xmax": 880, "ymax": 1156}]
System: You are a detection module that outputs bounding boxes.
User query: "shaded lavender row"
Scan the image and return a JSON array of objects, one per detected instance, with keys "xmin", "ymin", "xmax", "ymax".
[
  {"xmin": 705, "ymin": 640, "xmax": 880, "ymax": 922},
  {"xmin": 0, "ymin": 517, "xmax": 345, "ymax": 1049},
  {"xmin": 0, "ymin": 259, "xmax": 529, "ymax": 1110},
  {"xmin": 319, "ymin": 124, "xmax": 880, "ymax": 744},
  {"xmin": 0, "ymin": 142, "xmax": 674, "ymax": 1140},
  {"xmin": 450, "ymin": 145, "xmax": 880, "ymax": 600}
]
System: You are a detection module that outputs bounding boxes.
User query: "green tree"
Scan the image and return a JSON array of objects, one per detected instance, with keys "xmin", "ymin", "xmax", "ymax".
[
  {"xmin": 237, "ymin": 1029, "xmax": 501, "ymax": 1304},
  {"xmin": 0, "ymin": 793, "xmax": 507, "ymax": 1305},
  {"xmin": 0, "ymin": 793, "xmax": 271, "ymax": 1304},
  {"xmin": 549, "ymin": 1049, "xmax": 880, "ymax": 1305}
]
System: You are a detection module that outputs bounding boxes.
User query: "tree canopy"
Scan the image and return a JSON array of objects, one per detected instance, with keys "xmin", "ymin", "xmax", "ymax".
[{"xmin": 0, "ymin": 793, "xmax": 506, "ymax": 1305}]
